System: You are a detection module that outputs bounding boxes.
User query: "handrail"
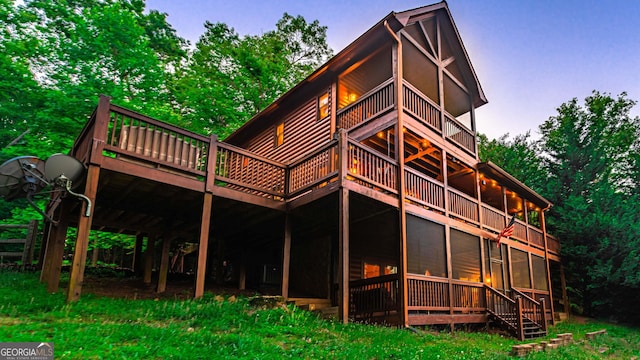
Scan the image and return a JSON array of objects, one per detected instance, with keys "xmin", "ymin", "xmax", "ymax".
[
  {"xmin": 337, "ymin": 78, "xmax": 394, "ymax": 130},
  {"xmin": 447, "ymin": 187, "xmax": 479, "ymax": 223},
  {"xmin": 511, "ymin": 288, "xmax": 546, "ymax": 331},
  {"xmin": 404, "ymin": 167, "xmax": 445, "ymax": 211}
]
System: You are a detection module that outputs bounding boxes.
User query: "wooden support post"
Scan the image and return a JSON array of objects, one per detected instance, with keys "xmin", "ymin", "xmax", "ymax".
[
  {"xmin": 540, "ymin": 298, "xmax": 547, "ymax": 332},
  {"xmin": 516, "ymin": 296, "xmax": 525, "ymax": 341},
  {"xmin": 281, "ymin": 213, "xmax": 292, "ymax": 299},
  {"xmin": 67, "ymin": 165, "xmax": 99, "ymax": 302},
  {"xmin": 143, "ymin": 235, "xmax": 156, "ymax": 285},
  {"xmin": 216, "ymin": 238, "xmax": 224, "ymax": 286},
  {"xmin": 157, "ymin": 237, "xmax": 172, "ymax": 293},
  {"xmin": 194, "ymin": 192, "xmax": 213, "ymax": 298},
  {"xmin": 560, "ymin": 264, "xmax": 569, "ymax": 315},
  {"xmin": 22, "ymin": 220, "xmax": 38, "ymax": 266},
  {"xmin": 90, "ymin": 238, "xmax": 99, "ymax": 267},
  {"xmin": 338, "ymin": 187, "xmax": 350, "ymax": 324},
  {"xmin": 238, "ymin": 260, "xmax": 246, "ymax": 290},
  {"xmin": 40, "ymin": 201, "xmax": 70, "ymax": 292},
  {"xmin": 133, "ymin": 234, "xmax": 144, "ymax": 274}
]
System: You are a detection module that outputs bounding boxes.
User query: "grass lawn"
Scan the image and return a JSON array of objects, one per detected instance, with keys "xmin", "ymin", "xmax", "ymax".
[{"xmin": 1, "ymin": 270, "xmax": 638, "ymax": 359}]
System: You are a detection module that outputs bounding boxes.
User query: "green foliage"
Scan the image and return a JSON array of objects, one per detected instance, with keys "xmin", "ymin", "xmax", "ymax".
[
  {"xmin": 484, "ymin": 92, "xmax": 640, "ymax": 324},
  {"xmin": 477, "ymin": 131, "xmax": 547, "ymax": 194},
  {"xmin": 1, "ymin": 272, "xmax": 639, "ymax": 359},
  {"xmin": 174, "ymin": 13, "xmax": 332, "ymax": 138},
  {"xmin": 537, "ymin": 91, "xmax": 640, "ymax": 322}
]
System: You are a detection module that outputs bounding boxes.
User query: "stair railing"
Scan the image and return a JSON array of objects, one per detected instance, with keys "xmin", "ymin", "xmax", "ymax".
[
  {"xmin": 511, "ymin": 288, "xmax": 547, "ymax": 332},
  {"xmin": 484, "ymin": 285, "xmax": 519, "ymax": 336}
]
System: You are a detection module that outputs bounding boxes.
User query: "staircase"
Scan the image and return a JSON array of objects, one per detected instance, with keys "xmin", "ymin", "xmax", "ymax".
[{"xmin": 485, "ymin": 286, "xmax": 547, "ymax": 340}]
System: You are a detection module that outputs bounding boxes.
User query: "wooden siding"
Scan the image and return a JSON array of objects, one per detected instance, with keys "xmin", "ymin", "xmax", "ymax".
[{"xmin": 245, "ymin": 98, "xmax": 331, "ymax": 163}]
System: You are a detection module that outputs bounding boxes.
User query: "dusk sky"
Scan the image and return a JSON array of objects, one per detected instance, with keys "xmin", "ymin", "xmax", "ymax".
[{"xmin": 146, "ymin": 0, "xmax": 640, "ymax": 140}]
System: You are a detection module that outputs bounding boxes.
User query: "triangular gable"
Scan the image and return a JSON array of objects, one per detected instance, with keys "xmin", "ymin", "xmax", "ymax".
[{"xmin": 395, "ymin": 2, "xmax": 487, "ymax": 108}]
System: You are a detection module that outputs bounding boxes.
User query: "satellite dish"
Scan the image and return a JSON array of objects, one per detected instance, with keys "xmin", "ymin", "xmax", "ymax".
[
  {"xmin": 0, "ymin": 156, "xmax": 47, "ymax": 201},
  {"xmin": 0, "ymin": 153, "xmax": 91, "ymax": 222},
  {"xmin": 45, "ymin": 153, "xmax": 85, "ymax": 186}
]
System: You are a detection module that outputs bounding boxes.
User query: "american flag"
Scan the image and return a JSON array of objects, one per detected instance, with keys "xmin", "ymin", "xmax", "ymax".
[{"xmin": 496, "ymin": 215, "xmax": 516, "ymax": 248}]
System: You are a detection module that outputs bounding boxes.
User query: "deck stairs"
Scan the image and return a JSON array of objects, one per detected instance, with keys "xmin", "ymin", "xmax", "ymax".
[{"xmin": 485, "ymin": 286, "xmax": 547, "ymax": 340}]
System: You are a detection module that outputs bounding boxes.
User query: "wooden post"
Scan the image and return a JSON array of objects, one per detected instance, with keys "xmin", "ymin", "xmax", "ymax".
[
  {"xmin": 194, "ymin": 192, "xmax": 213, "ymax": 298},
  {"xmin": 281, "ymin": 213, "xmax": 292, "ymax": 298},
  {"xmin": 40, "ymin": 201, "xmax": 70, "ymax": 292},
  {"xmin": 90, "ymin": 238, "xmax": 99, "ymax": 266},
  {"xmin": 132, "ymin": 234, "xmax": 144, "ymax": 274},
  {"xmin": 540, "ymin": 209, "xmax": 556, "ymax": 324},
  {"xmin": 540, "ymin": 298, "xmax": 547, "ymax": 332},
  {"xmin": 560, "ymin": 264, "xmax": 569, "ymax": 315},
  {"xmin": 22, "ymin": 220, "xmax": 38, "ymax": 266},
  {"xmin": 143, "ymin": 235, "xmax": 156, "ymax": 285},
  {"xmin": 238, "ymin": 259, "xmax": 246, "ymax": 290},
  {"xmin": 516, "ymin": 296, "xmax": 525, "ymax": 341},
  {"xmin": 67, "ymin": 164, "xmax": 99, "ymax": 302},
  {"xmin": 157, "ymin": 237, "xmax": 172, "ymax": 293},
  {"xmin": 338, "ymin": 187, "xmax": 350, "ymax": 324}
]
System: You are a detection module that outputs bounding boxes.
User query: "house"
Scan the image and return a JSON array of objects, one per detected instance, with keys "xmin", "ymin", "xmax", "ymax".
[{"xmin": 39, "ymin": 1, "xmax": 567, "ymax": 339}]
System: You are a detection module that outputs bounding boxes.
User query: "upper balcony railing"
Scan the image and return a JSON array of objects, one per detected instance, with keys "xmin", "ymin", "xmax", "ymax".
[
  {"xmin": 403, "ymin": 80, "xmax": 476, "ymax": 156},
  {"xmin": 337, "ymin": 78, "xmax": 394, "ymax": 130}
]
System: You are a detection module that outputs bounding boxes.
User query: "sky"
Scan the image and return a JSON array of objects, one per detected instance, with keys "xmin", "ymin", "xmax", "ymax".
[{"xmin": 146, "ymin": 0, "xmax": 640, "ymax": 140}]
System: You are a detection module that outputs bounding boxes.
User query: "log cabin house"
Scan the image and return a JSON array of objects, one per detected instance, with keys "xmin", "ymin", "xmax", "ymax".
[{"xmin": 39, "ymin": 1, "xmax": 567, "ymax": 339}]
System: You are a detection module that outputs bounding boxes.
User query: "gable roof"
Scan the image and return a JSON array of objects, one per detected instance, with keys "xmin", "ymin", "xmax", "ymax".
[{"xmin": 225, "ymin": 1, "xmax": 486, "ymax": 145}]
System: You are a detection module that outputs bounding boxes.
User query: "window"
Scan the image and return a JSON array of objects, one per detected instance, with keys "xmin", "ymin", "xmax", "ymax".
[
  {"xmin": 450, "ymin": 229, "xmax": 481, "ymax": 282},
  {"xmin": 274, "ymin": 122, "xmax": 284, "ymax": 147},
  {"xmin": 511, "ymin": 248, "xmax": 531, "ymax": 288},
  {"xmin": 407, "ymin": 215, "xmax": 446, "ymax": 277},
  {"xmin": 531, "ymin": 255, "xmax": 548, "ymax": 290},
  {"xmin": 318, "ymin": 92, "xmax": 329, "ymax": 120}
]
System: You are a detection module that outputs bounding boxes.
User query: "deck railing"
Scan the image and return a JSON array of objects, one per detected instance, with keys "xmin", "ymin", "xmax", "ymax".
[
  {"xmin": 485, "ymin": 285, "xmax": 518, "ymax": 332},
  {"xmin": 444, "ymin": 114, "xmax": 476, "ymax": 155},
  {"xmin": 547, "ymin": 234, "xmax": 560, "ymax": 255},
  {"xmin": 287, "ymin": 140, "xmax": 339, "ymax": 196},
  {"xmin": 448, "ymin": 188, "xmax": 479, "ymax": 224},
  {"xmin": 337, "ymin": 79, "xmax": 394, "ymax": 130},
  {"xmin": 407, "ymin": 275, "xmax": 484, "ymax": 312},
  {"xmin": 481, "ymin": 204, "xmax": 506, "ymax": 233},
  {"xmin": 404, "ymin": 167, "xmax": 445, "ymax": 211},
  {"xmin": 528, "ymin": 227, "xmax": 544, "ymax": 249},
  {"xmin": 105, "ymin": 104, "xmax": 210, "ymax": 176},
  {"xmin": 215, "ymin": 143, "xmax": 286, "ymax": 198},
  {"xmin": 512, "ymin": 219, "xmax": 528, "ymax": 241},
  {"xmin": 403, "ymin": 80, "xmax": 441, "ymax": 132},
  {"xmin": 347, "ymin": 139, "xmax": 398, "ymax": 194},
  {"xmin": 349, "ymin": 274, "xmax": 399, "ymax": 321}
]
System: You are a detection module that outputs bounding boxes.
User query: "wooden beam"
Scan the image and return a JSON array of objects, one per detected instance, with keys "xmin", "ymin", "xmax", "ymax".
[
  {"xmin": 338, "ymin": 187, "xmax": 350, "ymax": 323},
  {"xmin": 67, "ymin": 164, "xmax": 100, "ymax": 302},
  {"xmin": 194, "ymin": 192, "xmax": 213, "ymax": 298},
  {"xmin": 143, "ymin": 235, "xmax": 156, "ymax": 285},
  {"xmin": 157, "ymin": 236, "xmax": 172, "ymax": 293},
  {"xmin": 281, "ymin": 213, "xmax": 292, "ymax": 298}
]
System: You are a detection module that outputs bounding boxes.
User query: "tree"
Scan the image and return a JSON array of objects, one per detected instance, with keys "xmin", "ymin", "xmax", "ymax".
[
  {"xmin": 477, "ymin": 132, "xmax": 547, "ymax": 194},
  {"xmin": 538, "ymin": 91, "xmax": 640, "ymax": 321},
  {"xmin": 175, "ymin": 13, "xmax": 332, "ymax": 138},
  {"xmin": 0, "ymin": 0, "xmax": 187, "ymax": 162}
]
